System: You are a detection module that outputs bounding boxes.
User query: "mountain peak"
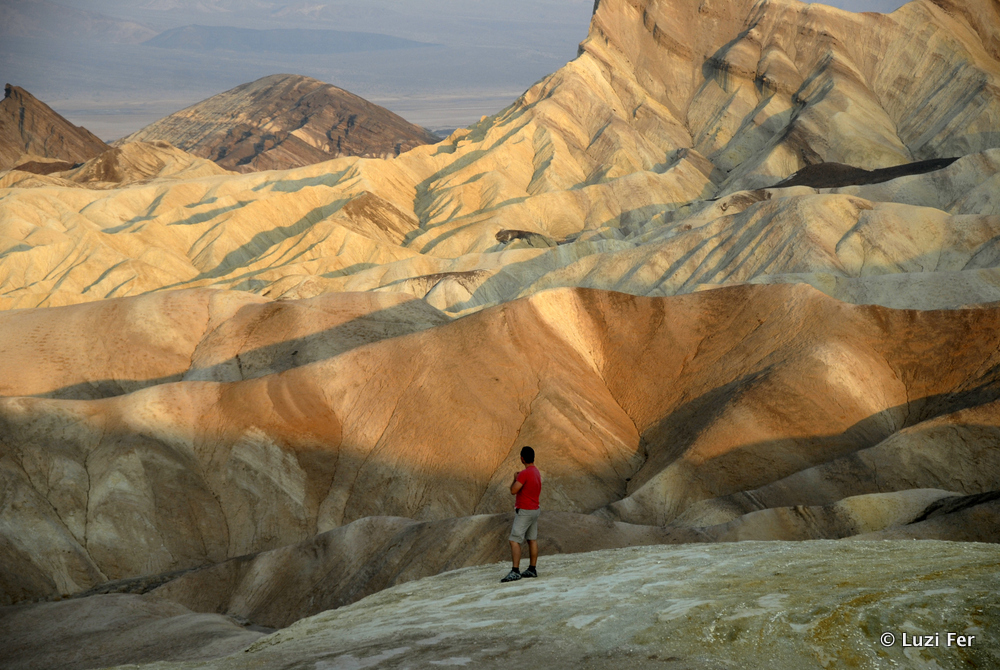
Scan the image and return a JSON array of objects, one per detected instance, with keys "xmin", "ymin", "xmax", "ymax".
[
  {"xmin": 118, "ymin": 74, "xmax": 440, "ymax": 171},
  {"xmin": 0, "ymin": 84, "xmax": 109, "ymax": 170}
]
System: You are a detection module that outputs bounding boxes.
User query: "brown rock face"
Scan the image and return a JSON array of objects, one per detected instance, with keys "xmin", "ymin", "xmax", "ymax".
[
  {"xmin": 117, "ymin": 74, "xmax": 441, "ymax": 172},
  {"xmin": 0, "ymin": 85, "xmax": 109, "ymax": 170},
  {"xmin": 9, "ymin": 160, "xmax": 78, "ymax": 176}
]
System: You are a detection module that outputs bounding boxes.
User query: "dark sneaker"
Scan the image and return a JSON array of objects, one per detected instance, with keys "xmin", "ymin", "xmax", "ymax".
[
  {"xmin": 500, "ymin": 569, "xmax": 522, "ymax": 583},
  {"xmin": 523, "ymin": 566, "xmax": 538, "ymax": 578}
]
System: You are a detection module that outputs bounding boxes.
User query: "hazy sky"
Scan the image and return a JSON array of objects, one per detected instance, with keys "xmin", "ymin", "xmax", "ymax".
[
  {"xmin": 829, "ymin": 0, "xmax": 909, "ymax": 11},
  {"xmin": 2, "ymin": 0, "xmax": 910, "ymax": 140}
]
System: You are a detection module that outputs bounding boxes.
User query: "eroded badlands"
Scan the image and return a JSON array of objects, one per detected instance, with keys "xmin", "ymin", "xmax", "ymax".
[{"xmin": 2, "ymin": 0, "xmax": 1000, "ymax": 667}]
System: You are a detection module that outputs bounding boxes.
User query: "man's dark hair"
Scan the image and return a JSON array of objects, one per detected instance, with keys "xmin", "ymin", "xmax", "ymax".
[{"xmin": 520, "ymin": 446, "xmax": 535, "ymax": 463}]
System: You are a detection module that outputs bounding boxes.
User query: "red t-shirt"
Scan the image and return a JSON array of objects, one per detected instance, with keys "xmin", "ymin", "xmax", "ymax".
[{"xmin": 515, "ymin": 465, "xmax": 541, "ymax": 510}]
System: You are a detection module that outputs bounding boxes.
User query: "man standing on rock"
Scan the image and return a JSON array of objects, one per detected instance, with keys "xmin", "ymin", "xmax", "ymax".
[{"xmin": 501, "ymin": 446, "xmax": 541, "ymax": 582}]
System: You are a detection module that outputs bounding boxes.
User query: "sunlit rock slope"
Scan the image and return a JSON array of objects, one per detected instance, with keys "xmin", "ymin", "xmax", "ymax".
[
  {"xmin": 4, "ymin": 283, "xmax": 1000, "ymax": 608},
  {"xmin": 0, "ymin": 0, "xmax": 999, "ymax": 311}
]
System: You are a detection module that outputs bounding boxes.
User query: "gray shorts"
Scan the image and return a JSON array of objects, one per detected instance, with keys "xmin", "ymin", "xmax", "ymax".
[{"xmin": 509, "ymin": 508, "xmax": 540, "ymax": 543}]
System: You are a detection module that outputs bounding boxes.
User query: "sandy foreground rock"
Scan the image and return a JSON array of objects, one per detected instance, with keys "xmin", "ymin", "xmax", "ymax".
[
  {"xmin": 136, "ymin": 512, "xmax": 678, "ymax": 629},
  {"xmin": 115, "ymin": 497, "xmax": 1000, "ymax": 630},
  {"xmin": 37, "ymin": 542, "xmax": 989, "ymax": 670},
  {"xmin": 2, "ymin": 509, "xmax": 997, "ymax": 668}
]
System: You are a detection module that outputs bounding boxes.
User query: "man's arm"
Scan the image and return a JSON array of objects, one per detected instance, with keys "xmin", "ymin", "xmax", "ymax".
[{"xmin": 510, "ymin": 472, "xmax": 523, "ymax": 495}]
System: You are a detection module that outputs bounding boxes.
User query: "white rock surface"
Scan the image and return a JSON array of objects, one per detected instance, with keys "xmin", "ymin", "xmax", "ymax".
[{"xmin": 111, "ymin": 541, "xmax": 1000, "ymax": 670}]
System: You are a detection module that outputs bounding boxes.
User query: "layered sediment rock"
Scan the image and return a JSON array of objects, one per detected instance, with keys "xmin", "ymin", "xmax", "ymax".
[
  {"xmin": 117, "ymin": 74, "xmax": 441, "ymax": 171},
  {"xmin": 3, "ymin": 283, "xmax": 1000, "ymax": 610},
  {"xmin": 2, "ymin": 0, "xmax": 1000, "ymax": 666},
  {"xmin": 0, "ymin": 84, "xmax": 109, "ymax": 170},
  {"xmin": 2, "ymin": 0, "xmax": 1000, "ymax": 310}
]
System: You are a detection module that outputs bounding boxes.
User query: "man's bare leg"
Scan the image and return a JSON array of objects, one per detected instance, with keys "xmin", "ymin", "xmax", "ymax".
[
  {"xmin": 509, "ymin": 540, "xmax": 521, "ymax": 569},
  {"xmin": 527, "ymin": 540, "xmax": 538, "ymax": 567}
]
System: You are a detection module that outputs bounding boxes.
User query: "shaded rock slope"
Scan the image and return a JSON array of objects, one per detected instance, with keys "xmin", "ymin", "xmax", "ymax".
[
  {"xmin": 0, "ymin": 84, "xmax": 109, "ymax": 171},
  {"xmin": 0, "ymin": 594, "xmax": 262, "ymax": 670},
  {"xmin": 117, "ymin": 74, "xmax": 441, "ymax": 171}
]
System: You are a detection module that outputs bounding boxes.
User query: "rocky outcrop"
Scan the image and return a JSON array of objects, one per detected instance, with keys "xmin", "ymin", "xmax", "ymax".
[
  {"xmin": 9, "ymin": 160, "xmax": 78, "ymax": 176},
  {"xmin": 116, "ymin": 74, "xmax": 440, "ymax": 171},
  {"xmin": 2, "ymin": 141, "xmax": 235, "ymax": 190},
  {"xmin": 7, "ymin": 541, "xmax": 994, "ymax": 670},
  {"xmin": 774, "ymin": 157, "xmax": 961, "ymax": 188},
  {"xmin": 64, "ymin": 141, "xmax": 233, "ymax": 186},
  {"xmin": 0, "ymin": 84, "xmax": 109, "ymax": 170}
]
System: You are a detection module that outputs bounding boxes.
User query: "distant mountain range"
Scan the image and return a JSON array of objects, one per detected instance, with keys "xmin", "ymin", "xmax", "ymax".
[
  {"xmin": 0, "ymin": 0, "xmax": 156, "ymax": 43},
  {"xmin": 143, "ymin": 25, "xmax": 435, "ymax": 54}
]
